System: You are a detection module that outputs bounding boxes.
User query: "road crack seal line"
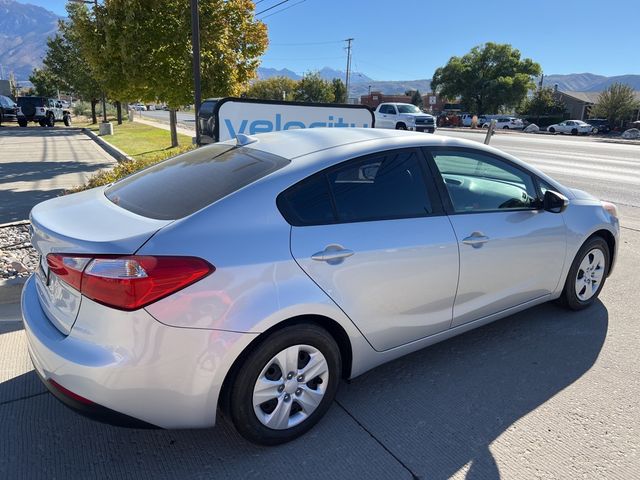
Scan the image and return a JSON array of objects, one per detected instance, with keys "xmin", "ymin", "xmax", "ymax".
[
  {"xmin": 335, "ymin": 399, "xmax": 421, "ymax": 480},
  {"xmin": 0, "ymin": 391, "xmax": 48, "ymax": 407}
]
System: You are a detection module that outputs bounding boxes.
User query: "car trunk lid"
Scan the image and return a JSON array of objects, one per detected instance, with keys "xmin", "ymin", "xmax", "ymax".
[{"xmin": 30, "ymin": 187, "xmax": 171, "ymax": 335}]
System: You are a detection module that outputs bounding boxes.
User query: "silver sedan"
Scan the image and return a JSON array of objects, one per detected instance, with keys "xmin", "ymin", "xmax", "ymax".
[{"xmin": 22, "ymin": 128, "xmax": 619, "ymax": 445}]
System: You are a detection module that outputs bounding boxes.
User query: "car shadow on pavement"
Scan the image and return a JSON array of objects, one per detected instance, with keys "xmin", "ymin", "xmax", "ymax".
[
  {"xmin": 0, "ymin": 127, "xmax": 83, "ymax": 137},
  {"xmin": 0, "ymin": 301, "xmax": 608, "ymax": 479},
  {"xmin": 337, "ymin": 300, "xmax": 609, "ymax": 479}
]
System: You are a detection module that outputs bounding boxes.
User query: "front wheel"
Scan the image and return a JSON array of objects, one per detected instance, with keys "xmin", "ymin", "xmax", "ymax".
[
  {"xmin": 571, "ymin": 128, "xmax": 578, "ymax": 135},
  {"xmin": 63, "ymin": 114, "xmax": 71, "ymax": 126},
  {"xmin": 395, "ymin": 122, "xmax": 407, "ymax": 130},
  {"xmin": 227, "ymin": 324, "xmax": 341, "ymax": 445},
  {"xmin": 559, "ymin": 236, "xmax": 610, "ymax": 310}
]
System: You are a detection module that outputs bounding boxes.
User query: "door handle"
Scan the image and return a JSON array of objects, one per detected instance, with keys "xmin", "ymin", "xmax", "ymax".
[
  {"xmin": 311, "ymin": 245, "xmax": 355, "ymax": 263},
  {"xmin": 462, "ymin": 232, "xmax": 490, "ymax": 248}
]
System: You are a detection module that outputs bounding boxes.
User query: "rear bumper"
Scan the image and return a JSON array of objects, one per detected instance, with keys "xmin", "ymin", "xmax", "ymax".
[
  {"xmin": 21, "ymin": 275, "xmax": 256, "ymax": 429},
  {"xmin": 416, "ymin": 126, "xmax": 435, "ymax": 133}
]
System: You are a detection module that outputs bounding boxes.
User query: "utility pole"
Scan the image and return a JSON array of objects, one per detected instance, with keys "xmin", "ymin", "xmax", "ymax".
[
  {"xmin": 191, "ymin": 0, "xmax": 202, "ymax": 146},
  {"xmin": 344, "ymin": 38, "xmax": 354, "ymax": 104}
]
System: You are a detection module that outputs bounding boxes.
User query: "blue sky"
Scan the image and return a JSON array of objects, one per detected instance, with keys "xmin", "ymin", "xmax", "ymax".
[{"xmin": 24, "ymin": 0, "xmax": 639, "ymax": 80}]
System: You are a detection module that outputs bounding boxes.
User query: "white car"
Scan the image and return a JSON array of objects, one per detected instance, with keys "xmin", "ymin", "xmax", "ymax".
[
  {"xmin": 547, "ymin": 120, "xmax": 593, "ymax": 135},
  {"xmin": 374, "ymin": 102, "xmax": 436, "ymax": 133},
  {"xmin": 482, "ymin": 117, "xmax": 524, "ymax": 130}
]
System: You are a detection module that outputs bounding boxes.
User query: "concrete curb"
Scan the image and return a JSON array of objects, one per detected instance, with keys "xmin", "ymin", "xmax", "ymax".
[
  {"xmin": 0, "ymin": 277, "xmax": 26, "ymax": 305},
  {"xmin": 82, "ymin": 128, "xmax": 133, "ymax": 162}
]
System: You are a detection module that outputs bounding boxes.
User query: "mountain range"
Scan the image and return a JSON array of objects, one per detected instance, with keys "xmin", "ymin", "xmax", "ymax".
[{"xmin": 1, "ymin": 0, "xmax": 639, "ymax": 97}]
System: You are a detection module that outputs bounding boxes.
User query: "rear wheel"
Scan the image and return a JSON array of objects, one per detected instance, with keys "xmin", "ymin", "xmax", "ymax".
[
  {"xmin": 18, "ymin": 119, "xmax": 28, "ymax": 127},
  {"xmin": 503, "ymin": 126, "xmax": 509, "ymax": 129},
  {"xmin": 549, "ymin": 127, "xmax": 556, "ymax": 133},
  {"xmin": 39, "ymin": 119, "xmax": 47, "ymax": 127},
  {"xmin": 227, "ymin": 324, "xmax": 341, "ymax": 445},
  {"xmin": 46, "ymin": 114, "xmax": 55, "ymax": 127},
  {"xmin": 559, "ymin": 236, "xmax": 610, "ymax": 310},
  {"xmin": 571, "ymin": 128, "xmax": 578, "ymax": 135},
  {"xmin": 592, "ymin": 127, "xmax": 599, "ymax": 134}
]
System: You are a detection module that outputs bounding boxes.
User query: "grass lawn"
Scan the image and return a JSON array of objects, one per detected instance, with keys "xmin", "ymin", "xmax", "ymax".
[{"xmin": 69, "ymin": 118, "xmax": 195, "ymax": 192}]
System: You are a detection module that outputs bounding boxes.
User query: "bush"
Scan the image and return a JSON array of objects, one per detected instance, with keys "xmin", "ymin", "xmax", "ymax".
[{"xmin": 72, "ymin": 100, "xmax": 91, "ymax": 116}]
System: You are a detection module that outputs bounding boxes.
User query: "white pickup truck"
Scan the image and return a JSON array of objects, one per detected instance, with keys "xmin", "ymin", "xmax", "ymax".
[{"xmin": 374, "ymin": 102, "xmax": 436, "ymax": 133}]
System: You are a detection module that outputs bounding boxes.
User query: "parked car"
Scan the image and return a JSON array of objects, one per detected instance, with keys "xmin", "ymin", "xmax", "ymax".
[
  {"xmin": 0, "ymin": 95, "xmax": 18, "ymax": 125},
  {"xmin": 129, "ymin": 103, "xmax": 146, "ymax": 111},
  {"xmin": 482, "ymin": 117, "xmax": 524, "ymax": 130},
  {"xmin": 585, "ymin": 118, "xmax": 611, "ymax": 134},
  {"xmin": 22, "ymin": 128, "xmax": 618, "ymax": 445},
  {"xmin": 374, "ymin": 102, "xmax": 436, "ymax": 133},
  {"xmin": 547, "ymin": 120, "xmax": 593, "ymax": 135},
  {"xmin": 16, "ymin": 97, "xmax": 71, "ymax": 127}
]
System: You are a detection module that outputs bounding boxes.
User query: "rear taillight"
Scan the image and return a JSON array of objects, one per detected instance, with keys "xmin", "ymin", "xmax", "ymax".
[{"xmin": 46, "ymin": 254, "xmax": 214, "ymax": 311}]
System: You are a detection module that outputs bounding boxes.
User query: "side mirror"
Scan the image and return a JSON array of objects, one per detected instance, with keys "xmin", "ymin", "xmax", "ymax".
[{"xmin": 543, "ymin": 190, "xmax": 569, "ymax": 213}]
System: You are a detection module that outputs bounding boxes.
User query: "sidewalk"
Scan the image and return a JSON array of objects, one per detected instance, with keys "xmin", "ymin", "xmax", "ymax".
[{"xmin": 132, "ymin": 116, "xmax": 195, "ymax": 138}]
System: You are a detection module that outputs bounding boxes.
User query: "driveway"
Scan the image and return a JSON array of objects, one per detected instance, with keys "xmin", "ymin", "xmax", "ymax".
[
  {"xmin": 0, "ymin": 128, "xmax": 116, "ymax": 224},
  {"xmin": 1, "ymin": 228, "xmax": 638, "ymax": 479}
]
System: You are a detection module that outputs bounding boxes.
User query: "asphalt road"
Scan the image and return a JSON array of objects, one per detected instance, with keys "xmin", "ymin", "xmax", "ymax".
[
  {"xmin": 0, "ymin": 127, "xmax": 116, "ymax": 224},
  {"xmin": 140, "ymin": 110, "xmax": 195, "ymax": 126},
  {"xmin": 436, "ymin": 129, "xmax": 640, "ymax": 229},
  {"xmin": 1, "ymin": 230, "xmax": 639, "ymax": 479}
]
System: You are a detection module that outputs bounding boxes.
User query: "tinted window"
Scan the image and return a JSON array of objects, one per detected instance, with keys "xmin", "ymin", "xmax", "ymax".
[
  {"xmin": 278, "ymin": 149, "xmax": 433, "ymax": 226},
  {"xmin": 106, "ymin": 145, "xmax": 289, "ymax": 220},
  {"xmin": 432, "ymin": 150, "xmax": 537, "ymax": 212},
  {"xmin": 17, "ymin": 97, "xmax": 45, "ymax": 107},
  {"xmin": 200, "ymin": 100, "xmax": 216, "ymax": 117}
]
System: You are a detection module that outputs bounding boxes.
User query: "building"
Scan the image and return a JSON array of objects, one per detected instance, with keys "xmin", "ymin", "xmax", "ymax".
[
  {"xmin": 555, "ymin": 90, "xmax": 640, "ymax": 123},
  {"xmin": 359, "ymin": 91, "xmax": 447, "ymax": 113}
]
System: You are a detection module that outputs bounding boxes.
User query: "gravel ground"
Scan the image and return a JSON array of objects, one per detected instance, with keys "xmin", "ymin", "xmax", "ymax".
[{"xmin": 0, "ymin": 222, "xmax": 37, "ymax": 280}]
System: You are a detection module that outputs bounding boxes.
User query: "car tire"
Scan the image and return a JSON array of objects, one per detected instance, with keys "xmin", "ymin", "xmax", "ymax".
[
  {"xmin": 47, "ymin": 114, "xmax": 55, "ymax": 128},
  {"xmin": 571, "ymin": 128, "xmax": 578, "ymax": 135},
  {"xmin": 395, "ymin": 122, "xmax": 407, "ymax": 130},
  {"xmin": 18, "ymin": 119, "xmax": 28, "ymax": 127},
  {"xmin": 227, "ymin": 323, "xmax": 341, "ymax": 445},
  {"xmin": 63, "ymin": 114, "xmax": 71, "ymax": 126},
  {"xmin": 503, "ymin": 126, "xmax": 509, "ymax": 129},
  {"xmin": 549, "ymin": 127, "xmax": 555, "ymax": 133},
  {"xmin": 559, "ymin": 236, "xmax": 610, "ymax": 311},
  {"xmin": 592, "ymin": 127, "xmax": 599, "ymax": 134}
]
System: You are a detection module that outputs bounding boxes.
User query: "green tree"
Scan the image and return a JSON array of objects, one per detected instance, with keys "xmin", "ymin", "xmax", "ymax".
[
  {"xmin": 332, "ymin": 78, "xmax": 347, "ymax": 103},
  {"xmin": 294, "ymin": 72, "xmax": 334, "ymax": 103},
  {"xmin": 41, "ymin": 5, "xmax": 103, "ymax": 123},
  {"xmin": 592, "ymin": 83, "xmax": 640, "ymax": 127},
  {"xmin": 29, "ymin": 67, "xmax": 59, "ymax": 98},
  {"xmin": 76, "ymin": 0, "xmax": 268, "ymax": 146},
  {"xmin": 431, "ymin": 43, "xmax": 541, "ymax": 114},
  {"xmin": 245, "ymin": 76, "xmax": 298, "ymax": 101},
  {"xmin": 518, "ymin": 87, "xmax": 566, "ymax": 120},
  {"xmin": 410, "ymin": 89, "xmax": 423, "ymax": 108}
]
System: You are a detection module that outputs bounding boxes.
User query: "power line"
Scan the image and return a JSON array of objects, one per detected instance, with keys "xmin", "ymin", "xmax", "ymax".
[
  {"xmin": 256, "ymin": 0, "xmax": 289, "ymax": 16},
  {"xmin": 259, "ymin": 0, "xmax": 307, "ymax": 20},
  {"xmin": 270, "ymin": 39, "xmax": 341, "ymax": 47}
]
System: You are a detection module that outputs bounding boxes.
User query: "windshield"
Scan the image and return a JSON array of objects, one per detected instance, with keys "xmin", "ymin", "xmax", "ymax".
[
  {"xmin": 106, "ymin": 145, "xmax": 290, "ymax": 220},
  {"xmin": 397, "ymin": 104, "xmax": 421, "ymax": 114}
]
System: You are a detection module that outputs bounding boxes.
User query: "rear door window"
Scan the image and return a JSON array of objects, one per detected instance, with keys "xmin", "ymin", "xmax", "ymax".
[
  {"xmin": 106, "ymin": 145, "xmax": 289, "ymax": 220},
  {"xmin": 278, "ymin": 149, "xmax": 438, "ymax": 226}
]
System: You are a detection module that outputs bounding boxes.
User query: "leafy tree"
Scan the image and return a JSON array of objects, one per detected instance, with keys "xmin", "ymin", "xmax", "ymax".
[
  {"xmin": 432, "ymin": 43, "xmax": 541, "ymax": 114},
  {"xmin": 294, "ymin": 72, "xmax": 334, "ymax": 103},
  {"xmin": 410, "ymin": 89, "xmax": 423, "ymax": 108},
  {"xmin": 76, "ymin": 0, "xmax": 268, "ymax": 146},
  {"xmin": 42, "ymin": 5, "xmax": 103, "ymax": 123},
  {"xmin": 332, "ymin": 78, "xmax": 347, "ymax": 103},
  {"xmin": 518, "ymin": 87, "xmax": 566, "ymax": 119},
  {"xmin": 592, "ymin": 83, "xmax": 640, "ymax": 127},
  {"xmin": 29, "ymin": 67, "xmax": 59, "ymax": 98},
  {"xmin": 245, "ymin": 76, "xmax": 298, "ymax": 101}
]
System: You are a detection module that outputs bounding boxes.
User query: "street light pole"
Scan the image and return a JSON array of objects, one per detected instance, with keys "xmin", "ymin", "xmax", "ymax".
[{"xmin": 191, "ymin": 0, "xmax": 202, "ymax": 145}]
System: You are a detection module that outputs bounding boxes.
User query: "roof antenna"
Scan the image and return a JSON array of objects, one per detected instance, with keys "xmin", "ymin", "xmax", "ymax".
[{"xmin": 236, "ymin": 133, "xmax": 258, "ymax": 146}]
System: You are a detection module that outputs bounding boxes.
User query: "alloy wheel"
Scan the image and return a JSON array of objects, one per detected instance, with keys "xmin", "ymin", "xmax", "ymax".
[
  {"xmin": 574, "ymin": 248, "xmax": 606, "ymax": 301},
  {"xmin": 252, "ymin": 344, "xmax": 329, "ymax": 430}
]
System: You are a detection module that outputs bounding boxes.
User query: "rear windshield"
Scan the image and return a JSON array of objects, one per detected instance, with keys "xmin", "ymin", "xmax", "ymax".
[
  {"xmin": 105, "ymin": 145, "xmax": 290, "ymax": 220},
  {"xmin": 17, "ymin": 97, "xmax": 45, "ymax": 107}
]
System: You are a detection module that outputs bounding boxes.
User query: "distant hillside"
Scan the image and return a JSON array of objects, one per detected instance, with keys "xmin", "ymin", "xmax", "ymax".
[
  {"xmin": 0, "ymin": 0, "xmax": 59, "ymax": 81},
  {"xmin": 543, "ymin": 73, "xmax": 640, "ymax": 92}
]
